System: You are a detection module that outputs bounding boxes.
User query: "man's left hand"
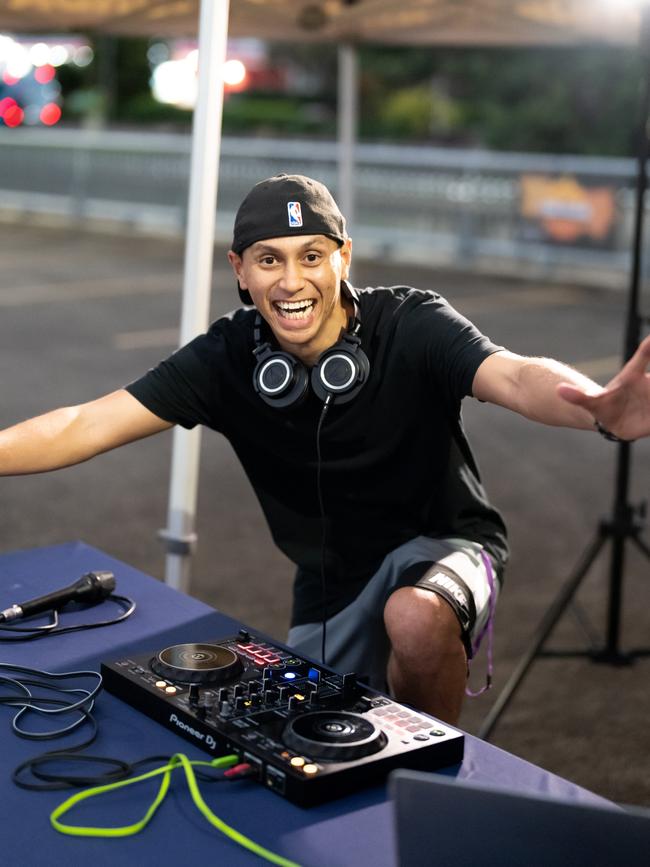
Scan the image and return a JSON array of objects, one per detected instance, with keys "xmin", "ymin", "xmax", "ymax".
[{"xmin": 557, "ymin": 335, "xmax": 650, "ymax": 441}]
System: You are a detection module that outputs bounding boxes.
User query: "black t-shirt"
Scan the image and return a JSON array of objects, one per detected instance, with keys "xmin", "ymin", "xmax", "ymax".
[{"xmin": 126, "ymin": 285, "xmax": 508, "ymax": 626}]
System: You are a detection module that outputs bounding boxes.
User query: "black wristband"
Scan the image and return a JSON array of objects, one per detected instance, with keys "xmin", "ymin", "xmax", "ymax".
[{"xmin": 593, "ymin": 419, "xmax": 629, "ymax": 443}]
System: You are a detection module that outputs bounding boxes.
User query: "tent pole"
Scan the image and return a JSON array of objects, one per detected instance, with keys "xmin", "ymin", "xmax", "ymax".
[
  {"xmin": 161, "ymin": 0, "xmax": 230, "ymax": 591},
  {"xmin": 338, "ymin": 43, "xmax": 358, "ymax": 231}
]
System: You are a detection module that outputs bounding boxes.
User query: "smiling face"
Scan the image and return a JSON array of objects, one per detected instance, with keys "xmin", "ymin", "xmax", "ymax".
[{"xmin": 228, "ymin": 234, "xmax": 352, "ymax": 366}]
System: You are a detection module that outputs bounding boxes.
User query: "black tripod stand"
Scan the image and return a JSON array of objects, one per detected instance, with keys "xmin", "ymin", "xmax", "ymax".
[{"xmin": 478, "ymin": 16, "xmax": 650, "ymax": 742}]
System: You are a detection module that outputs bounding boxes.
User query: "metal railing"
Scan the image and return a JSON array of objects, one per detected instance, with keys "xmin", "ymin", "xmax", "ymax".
[{"xmin": 0, "ymin": 127, "xmax": 641, "ymax": 286}]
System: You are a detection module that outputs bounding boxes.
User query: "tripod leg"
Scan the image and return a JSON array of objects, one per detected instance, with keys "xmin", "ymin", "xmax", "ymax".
[
  {"xmin": 477, "ymin": 532, "xmax": 606, "ymax": 741},
  {"xmin": 632, "ymin": 534, "xmax": 650, "ymax": 559}
]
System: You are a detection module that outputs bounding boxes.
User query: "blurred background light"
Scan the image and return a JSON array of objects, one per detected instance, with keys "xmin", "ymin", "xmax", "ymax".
[
  {"xmin": 34, "ymin": 64, "xmax": 55, "ymax": 84},
  {"xmin": 0, "ymin": 33, "xmax": 91, "ymax": 128},
  {"xmin": 151, "ymin": 56, "xmax": 197, "ymax": 109},
  {"xmin": 73, "ymin": 45, "xmax": 93, "ymax": 67},
  {"xmin": 6, "ymin": 41, "xmax": 32, "ymax": 80},
  {"xmin": 223, "ymin": 58, "xmax": 247, "ymax": 88},
  {"xmin": 150, "ymin": 40, "xmax": 257, "ymax": 108},
  {"xmin": 0, "ymin": 95, "xmax": 16, "ymax": 116},
  {"xmin": 40, "ymin": 101, "xmax": 61, "ymax": 125},
  {"xmin": 49, "ymin": 44, "xmax": 70, "ymax": 67},
  {"xmin": 147, "ymin": 41, "xmax": 169, "ymax": 66},
  {"xmin": 29, "ymin": 42, "xmax": 50, "ymax": 67},
  {"xmin": 3, "ymin": 102, "xmax": 23, "ymax": 127}
]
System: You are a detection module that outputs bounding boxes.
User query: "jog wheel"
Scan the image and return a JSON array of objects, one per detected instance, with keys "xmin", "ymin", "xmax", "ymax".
[
  {"xmin": 282, "ymin": 711, "xmax": 387, "ymax": 761},
  {"xmin": 150, "ymin": 643, "xmax": 243, "ymax": 685}
]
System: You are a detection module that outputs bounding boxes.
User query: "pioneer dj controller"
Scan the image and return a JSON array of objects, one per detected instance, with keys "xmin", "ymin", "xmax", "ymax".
[{"xmin": 101, "ymin": 630, "xmax": 464, "ymax": 806}]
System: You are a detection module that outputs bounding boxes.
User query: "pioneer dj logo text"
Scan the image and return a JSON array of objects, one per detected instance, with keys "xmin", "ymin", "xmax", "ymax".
[{"xmin": 169, "ymin": 713, "xmax": 216, "ymax": 749}]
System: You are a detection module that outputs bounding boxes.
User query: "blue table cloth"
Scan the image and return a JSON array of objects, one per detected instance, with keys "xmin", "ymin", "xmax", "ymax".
[{"xmin": 0, "ymin": 542, "xmax": 614, "ymax": 867}]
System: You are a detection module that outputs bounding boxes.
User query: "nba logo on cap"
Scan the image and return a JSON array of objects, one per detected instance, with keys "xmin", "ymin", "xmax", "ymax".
[{"xmin": 287, "ymin": 201, "xmax": 303, "ymax": 227}]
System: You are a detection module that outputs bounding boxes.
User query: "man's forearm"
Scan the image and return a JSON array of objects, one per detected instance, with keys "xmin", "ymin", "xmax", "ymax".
[
  {"xmin": 0, "ymin": 406, "xmax": 98, "ymax": 476},
  {"xmin": 0, "ymin": 390, "xmax": 173, "ymax": 477},
  {"xmin": 514, "ymin": 357, "xmax": 598, "ymax": 429}
]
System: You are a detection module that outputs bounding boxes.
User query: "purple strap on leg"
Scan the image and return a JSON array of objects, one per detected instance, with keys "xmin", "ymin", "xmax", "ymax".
[{"xmin": 465, "ymin": 549, "xmax": 495, "ymax": 698}]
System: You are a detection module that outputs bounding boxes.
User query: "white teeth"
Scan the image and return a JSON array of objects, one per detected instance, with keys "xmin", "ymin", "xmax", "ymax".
[
  {"xmin": 275, "ymin": 299, "xmax": 315, "ymax": 319},
  {"xmin": 276, "ymin": 299, "xmax": 313, "ymax": 310}
]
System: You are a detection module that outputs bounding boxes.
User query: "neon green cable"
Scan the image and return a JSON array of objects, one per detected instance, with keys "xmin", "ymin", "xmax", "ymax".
[
  {"xmin": 50, "ymin": 753, "xmax": 302, "ymax": 867},
  {"xmin": 50, "ymin": 758, "xmax": 178, "ymax": 838},
  {"xmin": 174, "ymin": 753, "xmax": 301, "ymax": 867},
  {"xmin": 50, "ymin": 754, "xmax": 234, "ymax": 838}
]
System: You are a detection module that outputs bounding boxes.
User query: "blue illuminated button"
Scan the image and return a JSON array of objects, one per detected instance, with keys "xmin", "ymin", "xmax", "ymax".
[
  {"xmin": 283, "ymin": 671, "xmax": 297, "ymax": 680},
  {"xmin": 307, "ymin": 667, "xmax": 321, "ymax": 683}
]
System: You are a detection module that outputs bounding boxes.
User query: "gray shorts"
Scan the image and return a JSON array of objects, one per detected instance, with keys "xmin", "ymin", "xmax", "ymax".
[{"xmin": 287, "ymin": 535, "xmax": 499, "ymax": 690}]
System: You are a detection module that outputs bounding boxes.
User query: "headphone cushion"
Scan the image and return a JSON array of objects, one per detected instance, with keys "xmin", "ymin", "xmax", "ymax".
[
  {"xmin": 253, "ymin": 350, "xmax": 310, "ymax": 409},
  {"xmin": 311, "ymin": 343, "xmax": 370, "ymax": 405}
]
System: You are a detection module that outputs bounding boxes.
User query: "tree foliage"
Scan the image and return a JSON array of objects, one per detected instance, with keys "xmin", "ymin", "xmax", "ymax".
[
  {"xmin": 357, "ymin": 44, "xmax": 640, "ymax": 155},
  {"xmin": 60, "ymin": 38, "xmax": 641, "ymax": 156}
]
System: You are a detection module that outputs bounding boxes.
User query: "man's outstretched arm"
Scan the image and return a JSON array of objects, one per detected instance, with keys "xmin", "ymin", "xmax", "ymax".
[{"xmin": 0, "ymin": 389, "xmax": 173, "ymax": 476}]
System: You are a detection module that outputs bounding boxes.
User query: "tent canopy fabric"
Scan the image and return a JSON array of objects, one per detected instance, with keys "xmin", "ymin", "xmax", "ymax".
[{"xmin": 0, "ymin": 0, "xmax": 640, "ymax": 46}]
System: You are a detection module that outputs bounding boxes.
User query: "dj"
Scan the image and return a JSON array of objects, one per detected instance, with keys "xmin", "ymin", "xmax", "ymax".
[{"xmin": 1, "ymin": 174, "xmax": 649, "ymax": 725}]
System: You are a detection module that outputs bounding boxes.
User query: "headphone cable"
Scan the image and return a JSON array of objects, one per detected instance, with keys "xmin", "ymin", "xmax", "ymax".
[{"xmin": 315, "ymin": 394, "xmax": 333, "ymax": 666}]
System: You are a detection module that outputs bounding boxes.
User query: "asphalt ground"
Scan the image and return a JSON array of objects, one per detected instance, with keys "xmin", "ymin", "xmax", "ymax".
[{"xmin": 1, "ymin": 221, "xmax": 649, "ymax": 807}]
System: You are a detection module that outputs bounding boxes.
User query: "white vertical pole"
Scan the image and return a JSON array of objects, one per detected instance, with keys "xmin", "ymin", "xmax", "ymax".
[
  {"xmin": 162, "ymin": 0, "xmax": 230, "ymax": 591},
  {"xmin": 337, "ymin": 43, "xmax": 358, "ymax": 230}
]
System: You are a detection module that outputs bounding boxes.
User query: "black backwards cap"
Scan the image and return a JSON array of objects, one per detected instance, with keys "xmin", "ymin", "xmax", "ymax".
[{"xmin": 231, "ymin": 173, "xmax": 348, "ymax": 305}]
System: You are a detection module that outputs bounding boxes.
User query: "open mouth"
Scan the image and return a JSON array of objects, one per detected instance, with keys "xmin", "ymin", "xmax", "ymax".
[{"xmin": 273, "ymin": 299, "xmax": 316, "ymax": 320}]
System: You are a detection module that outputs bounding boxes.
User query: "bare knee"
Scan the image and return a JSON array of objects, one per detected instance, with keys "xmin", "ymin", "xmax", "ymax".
[
  {"xmin": 384, "ymin": 585, "xmax": 463, "ymax": 662},
  {"xmin": 384, "ymin": 586, "xmax": 467, "ymax": 722}
]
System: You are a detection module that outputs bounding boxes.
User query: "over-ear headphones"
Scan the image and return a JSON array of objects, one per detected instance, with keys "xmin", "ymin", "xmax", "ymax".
[{"xmin": 252, "ymin": 282, "xmax": 370, "ymax": 409}]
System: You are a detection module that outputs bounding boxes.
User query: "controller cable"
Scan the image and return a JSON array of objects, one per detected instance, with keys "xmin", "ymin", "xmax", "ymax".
[
  {"xmin": 50, "ymin": 752, "xmax": 301, "ymax": 867},
  {"xmin": 2, "ymin": 663, "xmax": 300, "ymax": 866},
  {"xmin": 315, "ymin": 394, "xmax": 333, "ymax": 667}
]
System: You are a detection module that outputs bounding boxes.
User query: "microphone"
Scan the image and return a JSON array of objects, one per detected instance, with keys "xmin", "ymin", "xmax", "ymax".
[{"xmin": 0, "ymin": 571, "xmax": 116, "ymax": 622}]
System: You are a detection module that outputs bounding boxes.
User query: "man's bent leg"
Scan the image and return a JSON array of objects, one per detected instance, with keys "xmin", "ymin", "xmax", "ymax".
[
  {"xmin": 288, "ymin": 538, "xmax": 497, "ymax": 713},
  {"xmin": 384, "ymin": 586, "xmax": 468, "ymax": 724}
]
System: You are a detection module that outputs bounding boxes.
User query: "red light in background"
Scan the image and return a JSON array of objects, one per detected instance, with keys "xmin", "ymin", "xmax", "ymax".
[
  {"xmin": 4, "ymin": 104, "xmax": 24, "ymax": 127},
  {"xmin": 34, "ymin": 64, "xmax": 55, "ymax": 85},
  {"xmin": 0, "ymin": 97, "xmax": 18, "ymax": 118},
  {"xmin": 40, "ymin": 102, "xmax": 61, "ymax": 126},
  {"xmin": 2, "ymin": 71, "xmax": 20, "ymax": 86}
]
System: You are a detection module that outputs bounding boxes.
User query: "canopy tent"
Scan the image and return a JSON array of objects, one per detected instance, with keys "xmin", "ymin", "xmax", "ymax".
[
  {"xmin": 0, "ymin": 1, "xmax": 640, "ymax": 45},
  {"xmin": 0, "ymin": 0, "xmax": 643, "ymax": 590}
]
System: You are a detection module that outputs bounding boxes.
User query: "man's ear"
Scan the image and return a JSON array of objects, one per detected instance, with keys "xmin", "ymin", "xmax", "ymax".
[
  {"xmin": 340, "ymin": 238, "xmax": 352, "ymax": 280},
  {"xmin": 227, "ymin": 250, "xmax": 245, "ymax": 287}
]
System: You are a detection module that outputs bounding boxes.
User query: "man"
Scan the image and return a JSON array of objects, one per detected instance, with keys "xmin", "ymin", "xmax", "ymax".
[{"xmin": 1, "ymin": 174, "xmax": 648, "ymax": 725}]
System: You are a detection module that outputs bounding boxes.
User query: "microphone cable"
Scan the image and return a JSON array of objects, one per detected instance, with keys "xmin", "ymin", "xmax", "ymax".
[
  {"xmin": 316, "ymin": 394, "xmax": 333, "ymax": 666},
  {"xmin": 0, "ymin": 595, "xmax": 136, "ymax": 642}
]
